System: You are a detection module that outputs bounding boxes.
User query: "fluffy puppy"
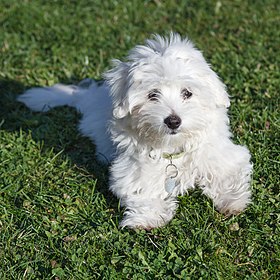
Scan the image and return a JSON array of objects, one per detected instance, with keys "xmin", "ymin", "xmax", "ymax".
[{"xmin": 18, "ymin": 33, "xmax": 252, "ymax": 229}]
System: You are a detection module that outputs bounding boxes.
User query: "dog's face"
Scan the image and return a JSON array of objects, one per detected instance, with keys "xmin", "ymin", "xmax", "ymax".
[
  {"xmin": 105, "ymin": 34, "xmax": 230, "ymax": 149},
  {"xmin": 129, "ymin": 82, "xmax": 209, "ymax": 148}
]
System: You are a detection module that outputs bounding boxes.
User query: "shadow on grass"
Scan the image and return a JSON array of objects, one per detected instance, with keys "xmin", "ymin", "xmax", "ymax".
[
  {"xmin": 0, "ymin": 78, "xmax": 117, "ymax": 208},
  {"xmin": 1, "ymin": 78, "xmax": 212, "ymax": 230}
]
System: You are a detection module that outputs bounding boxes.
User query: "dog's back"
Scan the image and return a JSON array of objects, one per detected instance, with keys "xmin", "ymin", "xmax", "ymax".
[{"xmin": 18, "ymin": 79, "xmax": 114, "ymax": 163}]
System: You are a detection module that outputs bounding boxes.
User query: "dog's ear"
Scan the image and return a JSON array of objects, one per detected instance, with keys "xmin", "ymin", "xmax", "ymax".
[
  {"xmin": 104, "ymin": 60, "xmax": 130, "ymax": 118},
  {"xmin": 207, "ymin": 70, "xmax": 230, "ymax": 108}
]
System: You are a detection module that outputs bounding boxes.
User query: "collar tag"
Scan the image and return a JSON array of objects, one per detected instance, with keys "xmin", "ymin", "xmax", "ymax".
[
  {"xmin": 165, "ymin": 177, "xmax": 177, "ymax": 193},
  {"xmin": 165, "ymin": 162, "xmax": 179, "ymax": 194}
]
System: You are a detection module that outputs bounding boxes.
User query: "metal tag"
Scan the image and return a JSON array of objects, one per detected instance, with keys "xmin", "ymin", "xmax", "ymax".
[{"xmin": 165, "ymin": 177, "xmax": 177, "ymax": 193}]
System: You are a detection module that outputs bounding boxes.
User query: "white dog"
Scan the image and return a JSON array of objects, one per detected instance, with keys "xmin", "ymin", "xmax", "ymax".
[{"xmin": 18, "ymin": 33, "xmax": 252, "ymax": 229}]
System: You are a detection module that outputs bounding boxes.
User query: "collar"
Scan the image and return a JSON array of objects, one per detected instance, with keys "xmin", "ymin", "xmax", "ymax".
[
  {"xmin": 162, "ymin": 151, "xmax": 185, "ymax": 160},
  {"xmin": 149, "ymin": 149, "xmax": 185, "ymax": 161}
]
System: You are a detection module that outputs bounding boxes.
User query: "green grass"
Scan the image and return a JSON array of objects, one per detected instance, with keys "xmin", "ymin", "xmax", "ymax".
[{"xmin": 0, "ymin": 0, "xmax": 279, "ymax": 279}]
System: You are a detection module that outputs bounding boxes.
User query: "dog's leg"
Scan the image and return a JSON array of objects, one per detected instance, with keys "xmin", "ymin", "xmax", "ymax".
[
  {"xmin": 110, "ymin": 153, "xmax": 179, "ymax": 229},
  {"xmin": 200, "ymin": 143, "xmax": 252, "ymax": 215},
  {"xmin": 119, "ymin": 195, "xmax": 178, "ymax": 229},
  {"xmin": 206, "ymin": 170, "xmax": 251, "ymax": 216}
]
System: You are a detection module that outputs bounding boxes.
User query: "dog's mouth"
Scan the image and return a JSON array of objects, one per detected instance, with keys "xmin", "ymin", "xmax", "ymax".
[{"xmin": 168, "ymin": 129, "xmax": 179, "ymax": 135}]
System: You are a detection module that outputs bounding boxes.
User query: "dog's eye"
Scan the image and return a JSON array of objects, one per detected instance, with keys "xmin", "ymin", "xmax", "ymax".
[
  {"xmin": 181, "ymin": 88, "xmax": 193, "ymax": 100},
  {"xmin": 148, "ymin": 89, "xmax": 161, "ymax": 101}
]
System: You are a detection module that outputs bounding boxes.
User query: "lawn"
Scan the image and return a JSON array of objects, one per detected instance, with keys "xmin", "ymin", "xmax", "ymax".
[{"xmin": 0, "ymin": 0, "xmax": 279, "ymax": 279}]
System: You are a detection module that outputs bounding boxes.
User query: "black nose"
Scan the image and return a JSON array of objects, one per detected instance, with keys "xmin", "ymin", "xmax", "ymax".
[{"xmin": 164, "ymin": 114, "xmax": 182, "ymax": 129}]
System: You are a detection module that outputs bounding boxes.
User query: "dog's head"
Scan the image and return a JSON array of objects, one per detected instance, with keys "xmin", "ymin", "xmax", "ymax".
[{"xmin": 104, "ymin": 33, "xmax": 230, "ymax": 149}]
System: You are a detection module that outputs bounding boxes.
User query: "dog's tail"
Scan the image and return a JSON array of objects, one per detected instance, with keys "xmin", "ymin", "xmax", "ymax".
[{"xmin": 17, "ymin": 78, "xmax": 96, "ymax": 113}]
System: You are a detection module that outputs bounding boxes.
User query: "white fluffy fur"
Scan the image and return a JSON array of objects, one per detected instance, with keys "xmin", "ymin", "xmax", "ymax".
[{"xmin": 18, "ymin": 33, "xmax": 252, "ymax": 229}]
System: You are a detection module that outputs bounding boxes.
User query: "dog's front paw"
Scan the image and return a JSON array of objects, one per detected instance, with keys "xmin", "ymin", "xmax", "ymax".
[
  {"xmin": 119, "ymin": 196, "xmax": 178, "ymax": 229},
  {"xmin": 216, "ymin": 193, "xmax": 251, "ymax": 216},
  {"xmin": 119, "ymin": 213, "xmax": 166, "ymax": 230},
  {"xmin": 120, "ymin": 209, "xmax": 175, "ymax": 230},
  {"xmin": 218, "ymin": 206, "xmax": 243, "ymax": 217},
  {"xmin": 120, "ymin": 218, "xmax": 153, "ymax": 231}
]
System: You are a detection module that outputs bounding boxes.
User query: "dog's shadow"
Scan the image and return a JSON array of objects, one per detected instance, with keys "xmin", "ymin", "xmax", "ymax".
[
  {"xmin": 0, "ymin": 78, "xmax": 116, "ymax": 208},
  {"xmin": 1, "ymin": 78, "xmax": 215, "ymax": 231}
]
